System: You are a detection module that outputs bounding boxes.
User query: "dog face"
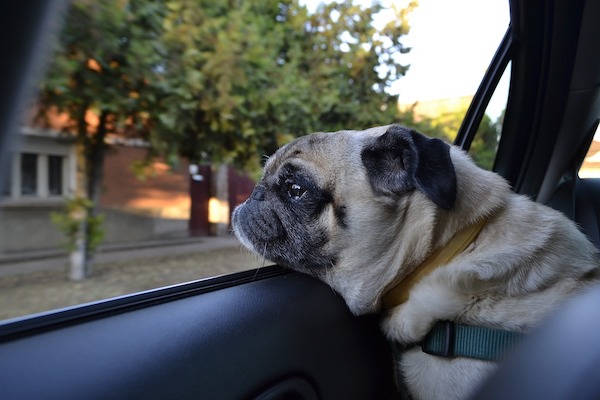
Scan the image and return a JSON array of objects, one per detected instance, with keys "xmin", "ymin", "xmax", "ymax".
[{"xmin": 232, "ymin": 125, "xmax": 458, "ymax": 314}]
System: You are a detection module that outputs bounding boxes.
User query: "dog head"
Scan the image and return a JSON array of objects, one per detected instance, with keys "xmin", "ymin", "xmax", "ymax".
[{"xmin": 232, "ymin": 124, "xmax": 505, "ymax": 314}]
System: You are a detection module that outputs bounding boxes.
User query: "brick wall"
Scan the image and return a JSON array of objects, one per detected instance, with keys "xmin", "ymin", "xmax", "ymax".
[{"xmin": 100, "ymin": 145, "xmax": 190, "ymax": 219}]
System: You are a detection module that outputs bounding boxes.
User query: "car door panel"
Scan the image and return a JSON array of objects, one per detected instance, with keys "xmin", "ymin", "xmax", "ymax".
[{"xmin": 0, "ymin": 267, "xmax": 397, "ymax": 400}]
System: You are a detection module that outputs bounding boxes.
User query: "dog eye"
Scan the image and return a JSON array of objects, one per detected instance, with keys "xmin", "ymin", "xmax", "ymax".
[{"xmin": 287, "ymin": 182, "xmax": 307, "ymax": 200}]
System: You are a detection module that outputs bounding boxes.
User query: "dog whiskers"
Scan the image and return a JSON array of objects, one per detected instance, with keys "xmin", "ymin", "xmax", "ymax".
[{"xmin": 251, "ymin": 242, "xmax": 268, "ymax": 282}]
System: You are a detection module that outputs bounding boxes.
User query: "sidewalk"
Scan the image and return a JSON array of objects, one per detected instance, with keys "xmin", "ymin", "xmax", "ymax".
[{"xmin": 0, "ymin": 235, "xmax": 243, "ymax": 278}]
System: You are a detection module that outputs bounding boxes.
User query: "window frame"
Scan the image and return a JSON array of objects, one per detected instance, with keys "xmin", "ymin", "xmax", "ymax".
[
  {"xmin": 455, "ymin": 26, "xmax": 514, "ymax": 158},
  {"xmin": 1, "ymin": 129, "xmax": 72, "ymax": 204}
]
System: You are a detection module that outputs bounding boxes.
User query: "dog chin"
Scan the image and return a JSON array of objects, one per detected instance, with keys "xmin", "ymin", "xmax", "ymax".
[
  {"xmin": 340, "ymin": 295, "xmax": 379, "ymax": 316},
  {"xmin": 321, "ymin": 275, "xmax": 381, "ymax": 316}
]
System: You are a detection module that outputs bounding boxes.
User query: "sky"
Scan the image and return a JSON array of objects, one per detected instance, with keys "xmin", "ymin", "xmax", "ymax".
[
  {"xmin": 390, "ymin": 0, "xmax": 509, "ymax": 102},
  {"xmin": 300, "ymin": 0, "xmax": 511, "ymax": 118}
]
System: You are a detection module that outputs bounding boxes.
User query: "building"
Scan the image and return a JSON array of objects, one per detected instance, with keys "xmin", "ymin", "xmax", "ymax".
[
  {"xmin": 0, "ymin": 127, "xmax": 254, "ymax": 255},
  {"xmin": 1, "ymin": 127, "xmax": 76, "ymax": 253}
]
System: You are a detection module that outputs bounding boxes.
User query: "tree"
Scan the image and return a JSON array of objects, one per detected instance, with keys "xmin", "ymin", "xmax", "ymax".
[
  {"xmin": 152, "ymin": 0, "xmax": 417, "ymax": 175},
  {"xmin": 37, "ymin": 0, "xmax": 165, "ymax": 280},
  {"xmin": 299, "ymin": 1, "xmax": 414, "ymax": 131}
]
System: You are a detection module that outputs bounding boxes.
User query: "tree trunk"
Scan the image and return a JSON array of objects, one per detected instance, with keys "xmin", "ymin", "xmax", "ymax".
[
  {"xmin": 69, "ymin": 104, "xmax": 90, "ymax": 281},
  {"xmin": 69, "ymin": 217, "xmax": 88, "ymax": 281},
  {"xmin": 69, "ymin": 108, "xmax": 109, "ymax": 280},
  {"xmin": 84, "ymin": 110, "xmax": 109, "ymax": 272}
]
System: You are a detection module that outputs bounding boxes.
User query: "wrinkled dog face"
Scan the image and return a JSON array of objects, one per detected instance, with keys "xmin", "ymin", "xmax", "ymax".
[
  {"xmin": 232, "ymin": 125, "xmax": 457, "ymax": 289},
  {"xmin": 232, "ymin": 129, "xmax": 355, "ymax": 277}
]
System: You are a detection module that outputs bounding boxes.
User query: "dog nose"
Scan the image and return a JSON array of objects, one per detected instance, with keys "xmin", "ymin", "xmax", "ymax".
[{"xmin": 250, "ymin": 185, "xmax": 266, "ymax": 201}]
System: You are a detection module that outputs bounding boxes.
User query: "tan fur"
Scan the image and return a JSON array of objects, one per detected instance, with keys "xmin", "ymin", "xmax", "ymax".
[{"xmin": 232, "ymin": 125, "xmax": 600, "ymax": 400}]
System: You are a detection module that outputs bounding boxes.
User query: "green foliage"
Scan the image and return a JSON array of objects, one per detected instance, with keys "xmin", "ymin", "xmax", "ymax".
[
  {"xmin": 151, "ymin": 0, "xmax": 417, "ymax": 174},
  {"xmin": 40, "ymin": 0, "xmax": 419, "ymax": 178},
  {"xmin": 51, "ymin": 197, "xmax": 105, "ymax": 253},
  {"xmin": 469, "ymin": 115, "xmax": 501, "ymax": 170},
  {"xmin": 40, "ymin": 0, "xmax": 500, "ymax": 181}
]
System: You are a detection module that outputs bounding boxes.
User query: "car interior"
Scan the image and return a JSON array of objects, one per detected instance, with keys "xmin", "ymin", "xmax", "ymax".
[{"xmin": 1, "ymin": 0, "xmax": 600, "ymax": 399}]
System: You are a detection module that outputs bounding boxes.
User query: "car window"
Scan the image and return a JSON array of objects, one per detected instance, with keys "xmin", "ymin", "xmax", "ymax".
[
  {"xmin": 468, "ymin": 63, "xmax": 511, "ymax": 170},
  {"xmin": 579, "ymin": 123, "xmax": 600, "ymax": 178},
  {"xmin": 0, "ymin": 0, "xmax": 509, "ymax": 321}
]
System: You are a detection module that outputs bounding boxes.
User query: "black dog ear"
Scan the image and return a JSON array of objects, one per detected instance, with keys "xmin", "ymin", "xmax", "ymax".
[{"xmin": 361, "ymin": 125, "xmax": 457, "ymax": 209}]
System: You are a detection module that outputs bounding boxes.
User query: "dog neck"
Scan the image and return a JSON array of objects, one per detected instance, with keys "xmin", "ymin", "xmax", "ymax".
[{"xmin": 380, "ymin": 217, "xmax": 488, "ymax": 310}]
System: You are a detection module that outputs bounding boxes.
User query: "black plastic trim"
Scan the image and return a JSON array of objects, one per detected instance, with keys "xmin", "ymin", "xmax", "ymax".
[
  {"xmin": 0, "ymin": 1, "xmax": 66, "ymax": 189},
  {"xmin": 495, "ymin": 0, "xmax": 588, "ymax": 196},
  {"xmin": 455, "ymin": 26, "xmax": 514, "ymax": 153}
]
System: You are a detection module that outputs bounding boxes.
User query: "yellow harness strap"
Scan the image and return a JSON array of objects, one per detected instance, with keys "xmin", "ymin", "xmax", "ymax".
[{"xmin": 381, "ymin": 218, "xmax": 488, "ymax": 310}]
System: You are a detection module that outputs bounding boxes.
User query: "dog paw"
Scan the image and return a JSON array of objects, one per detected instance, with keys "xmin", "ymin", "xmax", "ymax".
[
  {"xmin": 382, "ymin": 279, "xmax": 467, "ymax": 344},
  {"xmin": 382, "ymin": 305, "xmax": 436, "ymax": 344}
]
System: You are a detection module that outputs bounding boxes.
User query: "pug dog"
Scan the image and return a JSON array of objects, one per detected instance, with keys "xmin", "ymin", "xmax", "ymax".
[{"xmin": 231, "ymin": 124, "xmax": 600, "ymax": 400}]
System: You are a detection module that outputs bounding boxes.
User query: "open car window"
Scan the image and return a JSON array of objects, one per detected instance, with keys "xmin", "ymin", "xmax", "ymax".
[
  {"xmin": 1, "ymin": 0, "xmax": 509, "ymax": 322},
  {"xmin": 579, "ymin": 123, "xmax": 600, "ymax": 179}
]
